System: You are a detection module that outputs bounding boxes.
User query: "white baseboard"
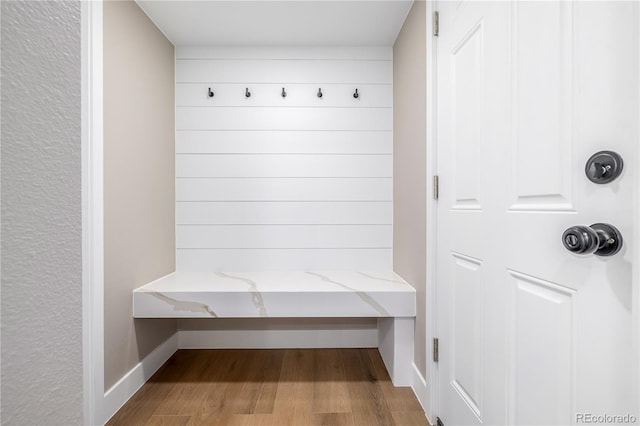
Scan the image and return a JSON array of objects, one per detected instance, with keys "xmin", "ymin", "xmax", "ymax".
[
  {"xmin": 100, "ymin": 333, "xmax": 179, "ymax": 425},
  {"xmin": 411, "ymin": 362, "xmax": 433, "ymax": 424},
  {"xmin": 178, "ymin": 328, "xmax": 378, "ymax": 349}
]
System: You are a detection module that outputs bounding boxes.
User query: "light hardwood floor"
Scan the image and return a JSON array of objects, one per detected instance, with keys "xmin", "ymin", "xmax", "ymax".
[{"xmin": 106, "ymin": 348, "xmax": 430, "ymax": 426}]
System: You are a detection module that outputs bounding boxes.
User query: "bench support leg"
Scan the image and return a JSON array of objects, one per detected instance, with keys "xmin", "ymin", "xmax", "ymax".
[{"xmin": 377, "ymin": 317, "xmax": 414, "ymax": 387}]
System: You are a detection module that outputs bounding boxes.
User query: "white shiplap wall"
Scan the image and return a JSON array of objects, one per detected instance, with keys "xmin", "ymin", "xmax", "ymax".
[{"xmin": 176, "ymin": 47, "xmax": 393, "ymax": 270}]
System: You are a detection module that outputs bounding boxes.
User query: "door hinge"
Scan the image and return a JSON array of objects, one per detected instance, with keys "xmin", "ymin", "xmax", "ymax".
[
  {"xmin": 433, "ymin": 175, "xmax": 439, "ymax": 200},
  {"xmin": 436, "ymin": 417, "xmax": 445, "ymax": 426},
  {"xmin": 433, "ymin": 11, "xmax": 440, "ymax": 37},
  {"xmin": 433, "ymin": 337, "xmax": 439, "ymax": 362}
]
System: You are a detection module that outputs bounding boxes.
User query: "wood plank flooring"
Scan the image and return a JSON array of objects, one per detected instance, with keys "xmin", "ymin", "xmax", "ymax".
[{"xmin": 106, "ymin": 349, "xmax": 429, "ymax": 426}]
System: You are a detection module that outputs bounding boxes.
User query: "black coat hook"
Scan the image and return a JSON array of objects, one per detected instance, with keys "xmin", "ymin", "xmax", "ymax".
[
  {"xmin": 317, "ymin": 88, "xmax": 323, "ymax": 98},
  {"xmin": 353, "ymin": 88, "xmax": 359, "ymax": 99},
  {"xmin": 245, "ymin": 88, "xmax": 251, "ymax": 98},
  {"xmin": 281, "ymin": 87, "xmax": 287, "ymax": 98},
  {"xmin": 208, "ymin": 87, "xmax": 214, "ymax": 98}
]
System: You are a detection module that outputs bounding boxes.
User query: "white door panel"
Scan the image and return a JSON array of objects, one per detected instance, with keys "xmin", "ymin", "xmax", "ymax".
[
  {"xmin": 509, "ymin": 1, "xmax": 574, "ymax": 212},
  {"xmin": 436, "ymin": 1, "xmax": 639, "ymax": 425},
  {"xmin": 507, "ymin": 270, "xmax": 576, "ymax": 426}
]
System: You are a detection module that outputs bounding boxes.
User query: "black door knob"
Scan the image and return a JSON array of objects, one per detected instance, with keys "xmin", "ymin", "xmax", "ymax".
[{"xmin": 562, "ymin": 223, "xmax": 623, "ymax": 256}]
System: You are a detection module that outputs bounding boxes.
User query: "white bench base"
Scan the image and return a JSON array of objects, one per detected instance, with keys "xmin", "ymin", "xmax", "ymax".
[
  {"xmin": 378, "ymin": 317, "xmax": 414, "ymax": 386},
  {"xmin": 133, "ymin": 270, "xmax": 416, "ymax": 386}
]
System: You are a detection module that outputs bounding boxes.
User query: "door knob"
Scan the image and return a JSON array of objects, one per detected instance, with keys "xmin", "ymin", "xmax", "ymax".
[{"xmin": 562, "ymin": 223, "xmax": 623, "ymax": 256}]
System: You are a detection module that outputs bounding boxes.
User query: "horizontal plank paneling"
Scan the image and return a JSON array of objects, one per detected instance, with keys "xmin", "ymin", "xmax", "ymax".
[
  {"xmin": 177, "ymin": 249, "xmax": 393, "ymax": 271},
  {"xmin": 176, "ymin": 107, "xmax": 392, "ymax": 131},
  {"xmin": 176, "ymin": 202, "xmax": 392, "ymax": 225},
  {"xmin": 176, "ymin": 47, "xmax": 393, "ymax": 270},
  {"xmin": 176, "ymin": 154, "xmax": 391, "ymax": 178},
  {"xmin": 176, "ymin": 59, "xmax": 391, "ymax": 84},
  {"xmin": 176, "ymin": 46, "xmax": 392, "ymax": 60},
  {"xmin": 176, "ymin": 84, "xmax": 392, "ymax": 107},
  {"xmin": 177, "ymin": 225, "xmax": 391, "ymax": 249},
  {"xmin": 176, "ymin": 131, "xmax": 392, "ymax": 154},
  {"xmin": 176, "ymin": 178, "xmax": 392, "ymax": 202}
]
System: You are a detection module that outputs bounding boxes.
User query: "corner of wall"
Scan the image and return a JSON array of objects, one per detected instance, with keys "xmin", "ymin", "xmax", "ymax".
[
  {"xmin": 391, "ymin": 0, "xmax": 428, "ymax": 380},
  {"xmin": 103, "ymin": 0, "xmax": 177, "ymax": 393}
]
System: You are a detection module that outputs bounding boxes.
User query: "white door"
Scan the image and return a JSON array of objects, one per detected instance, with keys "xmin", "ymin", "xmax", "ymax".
[{"xmin": 435, "ymin": 1, "xmax": 639, "ymax": 425}]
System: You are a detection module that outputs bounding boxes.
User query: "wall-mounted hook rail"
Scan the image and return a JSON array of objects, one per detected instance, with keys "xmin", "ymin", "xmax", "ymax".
[
  {"xmin": 317, "ymin": 88, "xmax": 323, "ymax": 99},
  {"xmin": 281, "ymin": 87, "xmax": 287, "ymax": 98},
  {"xmin": 245, "ymin": 88, "xmax": 251, "ymax": 98},
  {"xmin": 208, "ymin": 87, "xmax": 214, "ymax": 98},
  {"xmin": 353, "ymin": 88, "xmax": 359, "ymax": 99}
]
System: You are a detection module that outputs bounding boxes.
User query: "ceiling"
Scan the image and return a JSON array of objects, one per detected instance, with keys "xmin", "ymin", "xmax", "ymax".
[{"xmin": 136, "ymin": 1, "xmax": 414, "ymax": 46}]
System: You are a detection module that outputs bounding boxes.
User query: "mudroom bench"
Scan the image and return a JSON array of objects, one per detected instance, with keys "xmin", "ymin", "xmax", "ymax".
[{"xmin": 133, "ymin": 270, "xmax": 416, "ymax": 386}]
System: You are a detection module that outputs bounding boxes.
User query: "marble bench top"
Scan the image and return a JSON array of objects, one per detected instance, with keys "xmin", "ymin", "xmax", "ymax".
[{"xmin": 133, "ymin": 270, "xmax": 416, "ymax": 319}]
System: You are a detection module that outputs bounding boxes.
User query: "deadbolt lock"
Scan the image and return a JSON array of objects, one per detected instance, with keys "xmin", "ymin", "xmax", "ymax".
[{"xmin": 585, "ymin": 151, "xmax": 623, "ymax": 184}]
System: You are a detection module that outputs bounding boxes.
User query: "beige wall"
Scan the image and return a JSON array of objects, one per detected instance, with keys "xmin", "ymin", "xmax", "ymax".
[
  {"xmin": 104, "ymin": 0, "xmax": 176, "ymax": 390},
  {"xmin": 393, "ymin": 0, "xmax": 428, "ymax": 377}
]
